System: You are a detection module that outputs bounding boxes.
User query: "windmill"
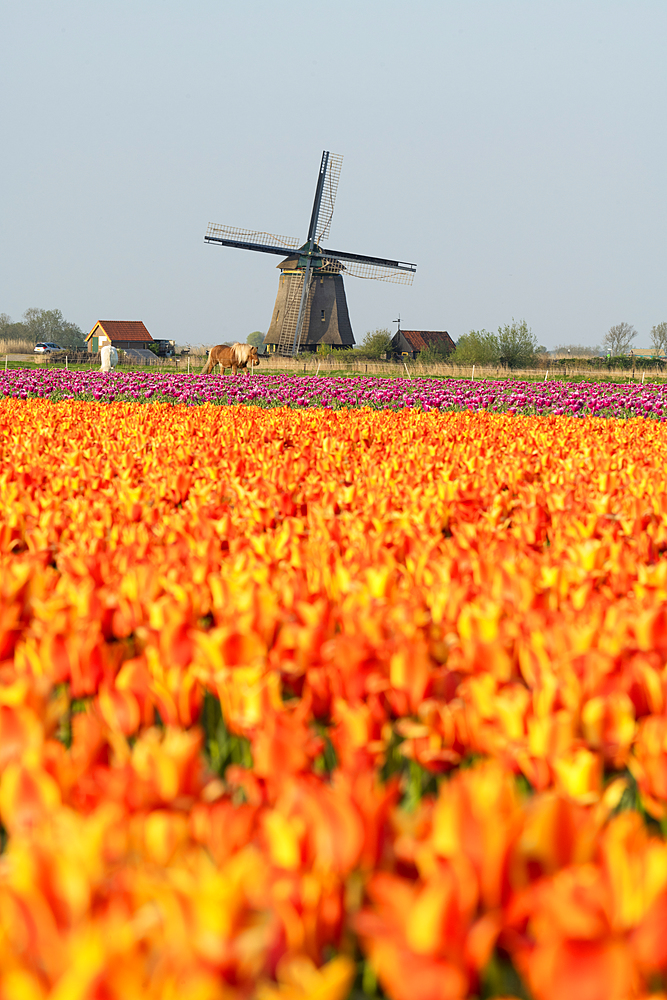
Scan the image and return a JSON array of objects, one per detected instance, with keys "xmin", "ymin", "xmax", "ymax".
[{"xmin": 204, "ymin": 151, "xmax": 416, "ymax": 356}]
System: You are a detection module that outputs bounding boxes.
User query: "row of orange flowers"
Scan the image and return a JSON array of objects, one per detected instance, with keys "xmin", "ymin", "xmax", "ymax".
[{"xmin": 3, "ymin": 399, "xmax": 667, "ymax": 999}]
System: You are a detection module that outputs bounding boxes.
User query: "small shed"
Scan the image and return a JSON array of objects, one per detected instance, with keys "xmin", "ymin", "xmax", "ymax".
[
  {"xmin": 391, "ymin": 329, "xmax": 456, "ymax": 360},
  {"xmin": 629, "ymin": 348, "xmax": 666, "ymax": 359},
  {"xmin": 86, "ymin": 320, "xmax": 154, "ymax": 354},
  {"xmin": 124, "ymin": 349, "xmax": 160, "ymax": 363}
]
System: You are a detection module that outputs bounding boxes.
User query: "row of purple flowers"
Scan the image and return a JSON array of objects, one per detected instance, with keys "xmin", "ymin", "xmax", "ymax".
[{"xmin": 1, "ymin": 369, "xmax": 666, "ymax": 418}]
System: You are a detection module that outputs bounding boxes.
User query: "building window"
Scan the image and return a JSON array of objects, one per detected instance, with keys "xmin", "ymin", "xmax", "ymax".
[{"xmin": 321, "ymin": 310, "xmax": 325, "ymax": 322}]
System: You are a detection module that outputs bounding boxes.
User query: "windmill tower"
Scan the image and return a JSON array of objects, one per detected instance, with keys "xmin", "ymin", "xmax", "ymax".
[
  {"xmin": 204, "ymin": 151, "xmax": 416, "ymax": 356},
  {"xmin": 265, "ymin": 246, "xmax": 354, "ymax": 353}
]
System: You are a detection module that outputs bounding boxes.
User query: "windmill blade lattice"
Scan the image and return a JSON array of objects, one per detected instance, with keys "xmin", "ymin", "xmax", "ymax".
[
  {"xmin": 315, "ymin": 153, "xmax": 343, "ymax": 244},
  {"xmin": 320, "ymin": 257, "xmax": 415, "ymax": 284},
  {"xmin": 205, "ymin": 224, "xmax": 301, "ymax": 252}
]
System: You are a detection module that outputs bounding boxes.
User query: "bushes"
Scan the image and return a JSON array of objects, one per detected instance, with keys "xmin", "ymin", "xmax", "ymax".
[
  {"xmin": 451, "ymin": 320, "xmax": 539, "ymax": 368},
  {"xmin": 555, "ymin": 355, "xmax": 667, "ymax": 371},
  {"xmin": 354, "ymin": 328, "xmax": 393, "ymax": 359},
  {"xmin": 450, "ymin": 329, "xmax": 500, "ymax": 366}
]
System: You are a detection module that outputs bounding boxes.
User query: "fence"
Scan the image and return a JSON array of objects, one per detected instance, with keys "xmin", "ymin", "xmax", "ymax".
[
  {"xmin": 254, "ymin": 355, "xmax": 667, "ymax": 384},
  {"xmin": 0, "ymin": 352, "xmax": 205, "ymax": 373}
]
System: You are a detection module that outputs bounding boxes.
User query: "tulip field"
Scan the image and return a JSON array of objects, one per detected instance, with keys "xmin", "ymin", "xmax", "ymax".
[{"xmin": 4, "ymin": 385, "xmax": 667, "ymax": 1000}]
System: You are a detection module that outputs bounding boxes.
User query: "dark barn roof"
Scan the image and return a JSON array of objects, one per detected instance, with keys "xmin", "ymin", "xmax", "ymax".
[{"xmin": 391, "ymin": 330, "xmax": 456, "ymax": 355}]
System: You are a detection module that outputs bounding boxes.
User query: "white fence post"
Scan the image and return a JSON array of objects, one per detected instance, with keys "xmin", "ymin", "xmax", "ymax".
[
  {"xmin": 472, "ymin": 365, "xmax": 475, "ymax": 381},
  {"xmin": 544, "ymin": 369, "xmax": 548, "ymax": 381},
  {"xmin": 403, "ymin": 361, "xmax": 412, "ymax": 380}
]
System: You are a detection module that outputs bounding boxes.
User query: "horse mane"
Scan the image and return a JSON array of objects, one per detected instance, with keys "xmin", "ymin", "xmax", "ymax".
[{"xmin": 231, "ymin": 343, "xmax": 254, "ymax": 365}]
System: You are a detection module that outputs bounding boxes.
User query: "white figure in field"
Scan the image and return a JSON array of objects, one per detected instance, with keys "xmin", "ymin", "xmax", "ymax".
[{"xmin": 100, "ymin": 344, "xmax": 119, "ymax": 372}]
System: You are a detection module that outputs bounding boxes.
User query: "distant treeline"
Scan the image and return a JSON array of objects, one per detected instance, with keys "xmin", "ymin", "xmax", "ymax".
[{"xmin": 0, "ymin": 309, "xmax": 86, "ymax": 349}]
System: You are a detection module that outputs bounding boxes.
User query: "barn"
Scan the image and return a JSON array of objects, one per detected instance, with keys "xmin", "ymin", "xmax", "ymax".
[
  {"xmin": 391, "ymin": 329, "xmax": 456, "ymax": 360},
  {"xmin": 86, "ymin": 320, "xmax": 154, "ymax": 354}
]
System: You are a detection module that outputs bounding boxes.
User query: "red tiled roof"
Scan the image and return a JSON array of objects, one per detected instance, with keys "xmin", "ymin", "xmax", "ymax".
[
  {"xmin": 86, "ymin": 321, "xmax": 153, "ymax": 343},
  {"xmin": 398, "ymin": 330, "xmax": 456, "ymax": 352}
]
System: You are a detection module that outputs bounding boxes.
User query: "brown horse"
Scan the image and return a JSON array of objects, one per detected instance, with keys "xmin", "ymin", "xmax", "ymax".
[{"xmin": 202, "ymin": 342, "xmax": 260, "ymax": 375}]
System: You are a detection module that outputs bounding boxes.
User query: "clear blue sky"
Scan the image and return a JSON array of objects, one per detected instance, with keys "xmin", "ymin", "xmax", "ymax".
[{"xmin": 1, "ymin": 1, "xmax": 665, "ymax": 348}]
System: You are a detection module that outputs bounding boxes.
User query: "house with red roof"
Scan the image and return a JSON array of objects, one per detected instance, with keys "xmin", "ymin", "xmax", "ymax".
[
  {"xmin": 86, "ymin": 320, "xmax": 154, "ymax": 354},
  {"xmin": 391, "ymin": 329, "xmax": 456, "ymax": 360}
]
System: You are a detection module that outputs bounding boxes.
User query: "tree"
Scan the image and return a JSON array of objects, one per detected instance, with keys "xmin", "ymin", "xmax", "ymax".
[
  {"xmin": 21, "ymin": 308, "xmax": 85, "ymax": 350},
  {"xmin": 497, "ymin": 319, "xmax": 538, "ymax": 368},
  {"xmin": 0, "ymin": 313, "xmax": 30, "ymax": 341},
  {"xmin": 603, "ymin": 322, "xmax": 636, "ymax": 356},
  {"xmin": 450, "ymin": 329, "xmax": 500, "ymax": 366},
  {"xmin": 357, "ymin": 328, "xmax": 393, "ymax": 358},
  {"xmin": 247, "ymin": 331, "xmax": 264, "ymax": 350},
  {"xmin": 650, "ymin": 322, "xmax": 667, "ymax": 356}
]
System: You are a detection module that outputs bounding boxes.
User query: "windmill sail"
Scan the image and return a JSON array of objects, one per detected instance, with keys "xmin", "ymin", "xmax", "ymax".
[
  {"xmin": 319, "ymin": 255, "xmax": 415, "ymax": 284},
  {"xmin": 205, "ymin": 225, "xmax": 301, "ymax": 254},
  {"xmin": 315, "ymin": 153, "xmax": 343, "ymax": 244}
]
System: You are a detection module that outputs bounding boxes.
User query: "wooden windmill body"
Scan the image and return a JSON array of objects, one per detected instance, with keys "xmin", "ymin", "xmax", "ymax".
[
  {"xmin": 264, "ymin": 252, "xmax": 354, "ymax": 353},
  {"xmin": 205, "ymin": 152, "xmax": 416, "ymax": 356}
]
